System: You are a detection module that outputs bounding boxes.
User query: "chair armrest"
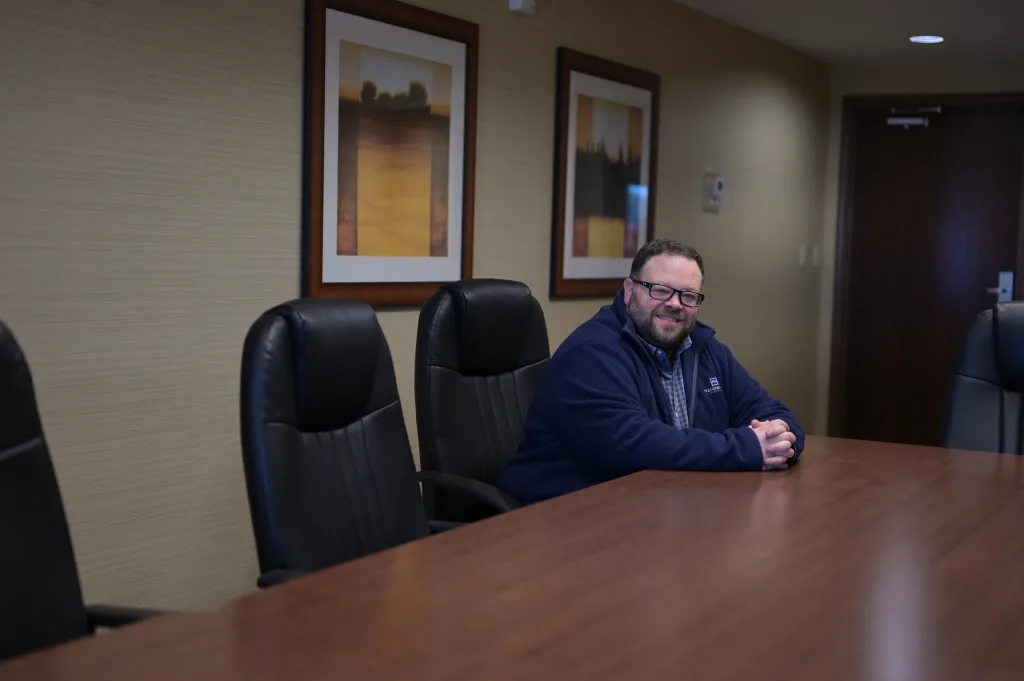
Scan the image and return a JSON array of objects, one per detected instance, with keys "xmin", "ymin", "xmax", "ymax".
[
  {"xmin": 85, "ymin": 605, "xmax": 167, "ymax": 631},
  {"xmin": 416, "ymin": 470, "xmax": 521, "ymax": 514},
  {"xmin": 257, "ymin": 569, "xmax": 307, "ymax": 588},
  {"xmin": 428, "ymin": 519, "xmax": 464, "ymax": 534}
]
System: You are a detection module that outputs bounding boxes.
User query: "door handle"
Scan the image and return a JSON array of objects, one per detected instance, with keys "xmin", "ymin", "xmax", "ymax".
[{"xmin": 988, "ymin": 271, "xmax": 1014, "ymax": 302}]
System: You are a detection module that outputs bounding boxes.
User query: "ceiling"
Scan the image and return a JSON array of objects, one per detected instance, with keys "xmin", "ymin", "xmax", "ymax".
[{"xmin": 674, "ymin": 0, "xmax": 1024, "ymax": 63}]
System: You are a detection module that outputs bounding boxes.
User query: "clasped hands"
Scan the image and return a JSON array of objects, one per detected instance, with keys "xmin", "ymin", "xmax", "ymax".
[{"xmin": 749, "ymin": 419, "xmax": 796, "ymax": 471}]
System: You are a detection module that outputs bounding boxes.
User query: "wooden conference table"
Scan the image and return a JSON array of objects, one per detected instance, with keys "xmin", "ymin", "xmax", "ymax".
[{"xmin": 3, "ymin": 435, "xmax": 1024, "ymax": 681}]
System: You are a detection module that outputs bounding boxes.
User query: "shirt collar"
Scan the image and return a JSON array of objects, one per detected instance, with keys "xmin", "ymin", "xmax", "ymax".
[{"xmin": 640, "ymin": 335, "xmax": 691, "ymax": 376}]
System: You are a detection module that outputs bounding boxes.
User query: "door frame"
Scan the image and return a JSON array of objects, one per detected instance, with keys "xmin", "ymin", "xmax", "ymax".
[{"xmin": 827, "ymin": 92, "xmax": 1024, "ymax": 438}]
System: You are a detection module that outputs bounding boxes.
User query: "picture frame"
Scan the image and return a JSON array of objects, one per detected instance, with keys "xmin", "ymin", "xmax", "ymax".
[
  {"xmin": 303, "ymin": 0, "xmax": 478, "ymax": 306},
  {"xmin": 550, "ymin": 48, "xmax": 661, "ymax": 299}
]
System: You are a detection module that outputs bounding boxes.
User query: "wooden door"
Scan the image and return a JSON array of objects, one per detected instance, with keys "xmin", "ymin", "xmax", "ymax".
[{"xmin": 831, "ymin": 96, "xmax": 1024, "ymax": 446}]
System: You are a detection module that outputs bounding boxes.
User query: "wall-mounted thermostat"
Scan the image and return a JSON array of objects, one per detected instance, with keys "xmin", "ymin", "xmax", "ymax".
[
  {"xmin": 509, "ymin": 0, "xmax": 536, "ymax": 15},
  {"xmin": 703, "ymin": 172, "xmax": 725, "ymax": 213}
]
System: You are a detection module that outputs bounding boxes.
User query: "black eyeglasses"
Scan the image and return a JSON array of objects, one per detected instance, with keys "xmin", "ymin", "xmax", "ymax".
[{"xmin": 632, "ymin": 279, "xmax": 705, "ymax": 308}]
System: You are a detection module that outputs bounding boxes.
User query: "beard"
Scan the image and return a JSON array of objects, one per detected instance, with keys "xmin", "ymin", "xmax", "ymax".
[{"xmin": 627, "ymin": 295, "xmax": 696, "ymax": 351}]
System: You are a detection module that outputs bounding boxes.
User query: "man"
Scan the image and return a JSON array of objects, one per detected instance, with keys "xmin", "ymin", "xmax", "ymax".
[{"xmin": 499, "ymin": 239, "xmax": 804, "ymax": 504}]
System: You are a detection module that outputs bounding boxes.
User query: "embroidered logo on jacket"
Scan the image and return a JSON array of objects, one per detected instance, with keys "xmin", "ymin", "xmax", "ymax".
[{"xmin": 704, "ymin": 377, "xmax": 722, "ymax": 394}]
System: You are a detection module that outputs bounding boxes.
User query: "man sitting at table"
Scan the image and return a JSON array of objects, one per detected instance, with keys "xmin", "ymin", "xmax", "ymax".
[{"xmin": 499, "ymin": 239, "xmax": 804, "ymax": 504}]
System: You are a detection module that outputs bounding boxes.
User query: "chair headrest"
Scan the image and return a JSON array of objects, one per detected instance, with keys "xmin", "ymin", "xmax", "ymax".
[
  {"xmin": 420, "ymin": 279, "xmax": 549, "ymax": 376},
  {"xmin": 996, "ymin": 302, "xmax": 1024, "ymax": 392},
  {"xmin": 0, "ymin": 320, "xmax": 45, "ymax": 454},
  {"xmin": 258, "ymin": 299, "xmax": 396, "ymax": 432}
]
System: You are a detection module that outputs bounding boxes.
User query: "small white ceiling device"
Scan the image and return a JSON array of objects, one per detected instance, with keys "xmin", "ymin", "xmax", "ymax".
[{"xmin": 509, "ymin": 0, "xmax": 536, "ymax": 15}]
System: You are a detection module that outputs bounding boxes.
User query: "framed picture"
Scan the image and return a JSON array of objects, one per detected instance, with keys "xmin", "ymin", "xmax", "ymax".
[
  {"xmin": 550, "ymin": 48, "xmax": 660, "ymax": 299},
  {"xmin": 303, "ymin": 0, "xmax": 478, "ymax": 306}
]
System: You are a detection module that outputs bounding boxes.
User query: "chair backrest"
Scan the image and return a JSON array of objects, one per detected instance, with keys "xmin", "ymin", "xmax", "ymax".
[
  {"xmin": 415, "ymin": 279, "xmax": 550, "ymax": 521},
  {"xmin": 943, "ymin": 302, "xmax": 1024, "ymax": 453},
  {"xmin": 239, "ymin": 299, "xmax": 429, "ymax": 578},
  {"xmin": 0, "ymin": 321, "xmax": 90, "ymax": 660}
]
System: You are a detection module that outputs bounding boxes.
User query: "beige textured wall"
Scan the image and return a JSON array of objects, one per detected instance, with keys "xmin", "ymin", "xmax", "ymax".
[
  {"xmin": 814, "ymin": 59, "xmax": 1024, "ymax": 434},
  {"xmin": 0, "ymin": 0, "xmax": 828, "ymax": 610}
]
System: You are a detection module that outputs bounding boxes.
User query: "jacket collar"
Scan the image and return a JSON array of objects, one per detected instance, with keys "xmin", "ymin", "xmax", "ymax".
[{"xmin": 610, "ymin": 288, "xmax": 715, "ymax": 351}]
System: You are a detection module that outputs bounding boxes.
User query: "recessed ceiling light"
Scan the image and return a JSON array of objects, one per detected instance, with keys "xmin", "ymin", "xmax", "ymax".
[{"xmin": 910, "ymin": 35, "xmax": 944, "ymax": 44}]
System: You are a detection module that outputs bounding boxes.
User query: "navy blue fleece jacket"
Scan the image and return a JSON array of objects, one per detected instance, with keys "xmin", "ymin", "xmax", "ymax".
[{"xmin": 499, "ymin": 290, "xmax": 805, "ymax": 504}]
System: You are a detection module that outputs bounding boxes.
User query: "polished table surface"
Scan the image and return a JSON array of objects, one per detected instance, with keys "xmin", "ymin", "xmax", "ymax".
[{"xmin": 4, "ymin": 435, "xmax": 1024, "ymax": 680}]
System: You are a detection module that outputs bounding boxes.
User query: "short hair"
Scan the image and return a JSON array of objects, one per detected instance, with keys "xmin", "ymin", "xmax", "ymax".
[{"xmin": 629, "ymin": 239, "xmax": 705, "ymax": 279}]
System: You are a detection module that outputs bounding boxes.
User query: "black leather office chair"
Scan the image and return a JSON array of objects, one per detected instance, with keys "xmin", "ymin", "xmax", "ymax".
[
  {"xmin": 415, "ymin": 279, "xmax": 550, "ymax": 522},
  {"xmin": 240, "ymin": 299, "xmax": 470, "ymax": 589},
  {"xmin": 943, "ymin": 302, "xmax": 1024, "ymax": 453},
  {"xmin": 0, "ymin": 320, "xmax": 163, "ymax": 661}
]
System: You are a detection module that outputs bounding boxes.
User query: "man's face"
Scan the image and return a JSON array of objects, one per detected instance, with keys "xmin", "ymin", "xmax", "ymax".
[{"xmin": 623, "ymin": 254, "xmax": 703, "ymax": 352}]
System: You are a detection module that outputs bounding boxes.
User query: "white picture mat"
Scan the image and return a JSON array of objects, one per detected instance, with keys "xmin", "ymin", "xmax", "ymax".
[
  {"xmin": 321, "ymin": 10, "xmax": 467, "ymax": 283},
  {"xmin": 563, "ymin": 71, "xmax": 653, "ymax": 280}
]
